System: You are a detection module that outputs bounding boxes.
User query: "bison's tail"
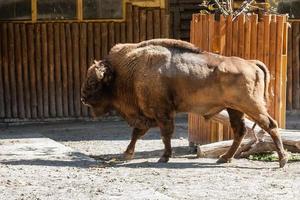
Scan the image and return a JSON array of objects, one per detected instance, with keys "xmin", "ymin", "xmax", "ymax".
[{"xmin": 254, "ymin": 60, "xmax": 270, "ymax": 105}]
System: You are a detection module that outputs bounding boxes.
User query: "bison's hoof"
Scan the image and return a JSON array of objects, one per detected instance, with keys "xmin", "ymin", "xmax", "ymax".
[
  {"xmin": 216, "ymin": 156, "xmax": 232, "ymax": 164},
  {"xmin": 123, "ymin": 152, "xmax": 134, "ymax": 160},
  {"xmin": 279, "ymin": 156, "xmax": 288, "ymax": 168},
  {"xmin": 158, "ymin": 156, "xmax": 169, "ymax": 163}
]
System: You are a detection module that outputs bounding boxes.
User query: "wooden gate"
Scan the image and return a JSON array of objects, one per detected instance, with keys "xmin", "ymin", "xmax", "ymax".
[{"xmin": 188, "ymin": 14, "xmax": 288, "ymax": 145}]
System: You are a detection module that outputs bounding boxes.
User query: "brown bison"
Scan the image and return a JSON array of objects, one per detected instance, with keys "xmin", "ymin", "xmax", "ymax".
[{"xmin": 81, "ymin": 39, "xmax": 288, "ymax": 167}]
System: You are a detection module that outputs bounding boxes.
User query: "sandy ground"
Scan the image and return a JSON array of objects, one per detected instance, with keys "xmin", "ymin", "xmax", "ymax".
[{"xmin": 1, "ymin": 117, "xmax": 300, "ymax": 200}]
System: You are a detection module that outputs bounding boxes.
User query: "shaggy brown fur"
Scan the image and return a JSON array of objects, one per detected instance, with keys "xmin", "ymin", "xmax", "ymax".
[{"xmin": 81, "ymin": 39, "xmax": 288, "ymax": 167}]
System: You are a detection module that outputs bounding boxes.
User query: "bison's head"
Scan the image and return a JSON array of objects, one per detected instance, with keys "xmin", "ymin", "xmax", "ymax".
[{"xmin": 81, "ymin": 60, "xmax": 114, "ymax": 116}]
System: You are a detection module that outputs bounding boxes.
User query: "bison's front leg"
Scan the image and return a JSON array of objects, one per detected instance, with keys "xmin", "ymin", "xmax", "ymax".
[
  {"xmin": 157, "ymin": 117, "xmax": 175, "ymax": 163},
  {"xmin": 124, "ymin": 128, "xmax": 148, "ymax": 160}
]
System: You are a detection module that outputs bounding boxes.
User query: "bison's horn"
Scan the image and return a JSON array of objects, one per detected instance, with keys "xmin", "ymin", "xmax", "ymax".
[{"xmin": 93, "ymin": 60, "xmax": 100, "ymax": 65}]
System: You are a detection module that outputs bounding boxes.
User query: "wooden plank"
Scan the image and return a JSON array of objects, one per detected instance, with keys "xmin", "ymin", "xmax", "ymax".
[
  {"xmin": 202, "ymin": 15, "xmax": 209, "ymax": 51},
  {"xmin": 257, "ymin": 21, "xmax": 264, "ymax": 62},
  {"xmin": 225, "ymin": 15, "xmax": 233, "ymax": 56},
  {"xmin": 121, "ymin": 22, "xmax": 126, "ymax": 43},
  {"xmin": 115, "ymin": 23, "xmax": 121, "ymax": 44},
  {"xmin": 263, "ymin": 15, "xmax": 271, "ymax": 67},
  {"xmin": 190, "ymin": 14, "xmax": 195, "ymax": 44},
  {"xmin": 269, "ymin": 16, "xmax": 277, "ymax": 118},
  {"xmin": 0, "ymin": 24, "xmax": 4, "ymax": 118},
  {"xmin": 160, "ymin": 9, "xmax": 167, "ymax": 38},
  {"xmin": 54, "ymin": 23, "xmax": 63, "ymax": 117},
  {"xmin": 84, "ymin": 23, "xmax": 91, "ymax": 117},
  {"xmin": 133, "ymin": 6, "xmax": 140, "ymax": 42},
  {"xmin": 139, "ymin": 9, "xmax": 146, "ymax": 41},
  {"xmin": 154, "ymin": 9, "xmax": 161, "ymax": 38},
  {"xmin": 60, "ymin": 23, "xmax": 69, "ymax": 117},
  {"xmin": 208, "ymin": 14, "xmax": 215, "ymax": 52},
  {"xmin": 126, "ymin": 3, "xmax": 133, "ymax": 43},
  {"xmin": 101, "ymin": 23, "xmax": 108, "ymax": 58},
  {"xmin": 250, "ymin": 15, "xmax": 258, "ymax": 59},
  {"xmin": 14, "ymin": 24, "xmax": 25, "ymax": 119},
  {"xmin": 27, "ymin": 24, "xmax": 37, "ymax": 119},
  {"xmin": 21, "ymin": 24, "xmax": 31, "ymax": 118},
  {"xmin": 292, "ymin": 22, "xmax": 300, "ymax": 109},
  {"xmin": 146, "ymin": 10, "xmax": 154, "ymax": 40},
  {"xmin": 108, "ymin": 22, "xmax": 115, "ymax": 50},
  {"xmin": 35, "ymin": 24, "xmax": 43, "ymax": 118},
  {"xmin": 65, "ymin": 23, "xmax": 74, "ymax": 117},
  {"xmin": 8, "ymin": 23, "xmax": 18, "ymax": 118},
  {"xmin": 287, "ymin": 22, "xmax": 293, "ymax": 110},
  {"xmin": 275, "ymin": 16, "xmax": 284, "ymax": 126},
  {"xmin": 219, "ymin": 15, "xmax": 226, "ymax": 55},
  {"xmin": 41, "ymin": 23, "xmax": 49, "ymax": 118},
  {"xmin": 94, "ymin": 23, "xmax": 101, "ymax": 60},
  {"xmin": 232, "ymin": 16, "xmax": 239, "ymax": 56},
  {"xmin": 71, "ymin": 23, "xmax": 81, "ymax": 117},
  {"xmin": 47, "ymin": 23, "xmax": 56, "ymax": 117},
  {"xmin": 237, "ymin": 14, "xmax": 245, "ymax": 58},
  {"xmin": 244, "ymin": 16, "xmax": 251, "ymax": 59}
]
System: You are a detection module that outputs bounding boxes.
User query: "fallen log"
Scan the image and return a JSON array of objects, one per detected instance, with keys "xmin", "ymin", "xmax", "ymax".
[{"xmin": 197, "ymin": 111, "xmax": 300, "ymax": 158}]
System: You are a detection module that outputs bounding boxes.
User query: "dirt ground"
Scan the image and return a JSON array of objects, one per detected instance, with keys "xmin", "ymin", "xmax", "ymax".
[{"xmin": 0, "ymin": 117, "xmax": 300, "ymax": 200}]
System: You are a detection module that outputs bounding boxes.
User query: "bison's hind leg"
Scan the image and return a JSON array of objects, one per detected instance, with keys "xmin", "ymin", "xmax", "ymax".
[
  {"xmin": 217, "ymin": 108, "xmax": 247, "ymax": 164},
  {"xmin": 248, "ymin": 112, "xmax": 288, "ymax": 168}
]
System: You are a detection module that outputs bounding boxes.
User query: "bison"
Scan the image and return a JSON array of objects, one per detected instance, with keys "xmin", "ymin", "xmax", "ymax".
[{"xmin": 81, "ymin": 39, "xmax": 288, "ymax": 167}]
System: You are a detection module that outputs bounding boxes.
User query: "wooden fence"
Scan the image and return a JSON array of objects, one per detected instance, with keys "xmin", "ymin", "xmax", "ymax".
[
  {"xmin": 287, "ymin": 20, "xmax": 300, "ymax": 111},
  {"xmin": 188, "ymin": 14, "xmax": 288, "ymax": 145},
  {"xmin": 0, "ymin": 3, "xmax": 169, "ymax": 121}
]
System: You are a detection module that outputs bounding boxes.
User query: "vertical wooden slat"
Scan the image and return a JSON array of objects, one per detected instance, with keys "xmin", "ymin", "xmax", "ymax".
[
  {"xmin": 219, "ymin": 15, "xmax": 226, "ymax": 55},
  {"xmin": 244, "ymin": 16, "xmax": 251, "ymax": 59},
  {"xmin": 108, "ymin": 22, "xmax": 115, "ymax": 50},
  {"xmin": 292, "ymin": 22, "xmax": 300, "ymax": 109},
  {"xmin": 146, "ymin": 10, "xmax": 154, "ymax": 40},
  {"xmin": 41, "ymin": 23, "xmax": 49, "ymax": 118},
  {"xmin": 60, "ymin": 23, "xmax": 69, "ymax": 117},
  {"xmin": 160, "ymin": 9, "xmax": 167, "ymax": 38},
  {"xmin": 237, "ymin": 14, "xmax": 245, "ymax": 58},
  {"xmin": 94, "ymin": 23, "xmax": 101, "ymax": 60},
  {"xmin": 35, "ymin": 24, "xmax": 43, "ymax": 118},
  {"xmin": 28, "ymin": 24, "xmax": 37, "ymax": 118},
  {"xmin": 0, "ymin": 24, "xmax": 4, "ymax": 118},
  {"xmin": 66, "ymin": 24, "xmax": 74, "ymax": 117},
  {"xmin": 269, "ymin": 16, "xmax": 277, "ymax": 118},
  {"xmin": 275, "ymin": 16, "xmax": 284, "ymax": 126},
  {"xmin": 139, "ymin": 9, "xmax": 146, "ymax": 41},
  {"xmin": 287, "ymin": 22, "xmax": 293, "ymax": 110},
  {"xmin": 101, "ymin": 23, "xmax": 108, "ymax": 58},
  {"xmin": 72, "ymin": 23, "xmax": 81, "ymax": 117},
  {"xmin": 87, "ymin": 23, "xmax": 94, "ymax": 66},
  {"xmin": 47, "ymin": 23, "xmax": 56, "ymax": 117},
  {"xmin": 79, "ymin": 23, "xmax": 88, "ymax": 117},
  {"xmin": 250, "ymin": 15, "xmax": 258, "ymax": 59},
  {"xmin": 154, "ymin": 9, "xmax": 161, "ymax": 38},
  {"xmin": 202, "ymin": 15, "xmax": 209, "ymax": 51},
  {"xmin": 54, "ymin": 23, "xmax": 63, "ymax": 117},
  {"xmin": 126, "ymin": 3, "xmax": 133, "ymax": 43},
  {"xmin": 133, "ymin": 6, "xmax": 140, "ymax": 42},
  {"xmin": 14, "ymin": 24, "xmax": 25, "ymax": 119},
  {"xmin": 115, "ymin": 23, "xmax": 121, "ymax": 44},
  {"xmin": 225, "ymin": 15, "xmax": 233, "ymax": 56},
  {"xmin": 232, "ymin": 17, "xmax": 239, "ymax": 56},
  {"xmin": 257, "ymin": 21, "xmax": 264, "ymax": 62},
  {"xmin": 263, "ymin": 15, "xmax": 271, "ymax": 67},
  {"xmin": 21, "ymin": 24, "xmax": 31, "ymax": 118},
  {"xmin": 8, "ymin": 23, "xmax": 18, "ymax": 118},
  {"xmin": 121, "ymin": 22, "xmax": 126, "ymax": 43}
]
